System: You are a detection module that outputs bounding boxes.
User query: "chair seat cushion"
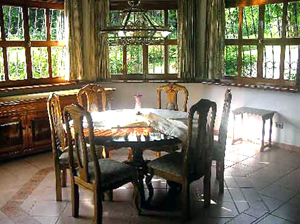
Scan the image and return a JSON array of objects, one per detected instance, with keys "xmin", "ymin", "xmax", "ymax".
[
  {"xmin": 147, "ymin": 152, "xmax": 184, "ymax": 178},
  {"xmin": 212, "ymin": 141, "xmax": 225, "ymax": 161},
  {"xmin": 76, "ymin": 159, "xmax": 136, "ymax": 189}
]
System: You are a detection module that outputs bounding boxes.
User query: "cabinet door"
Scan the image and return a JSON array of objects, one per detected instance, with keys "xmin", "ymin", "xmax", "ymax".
[
  {"xmin": 27, "ymin": 111, "xmax": 51, "ymax": 147},
  {"xmin": 0, "ymin": 115, "xmax": 27, "ymax": 155}
]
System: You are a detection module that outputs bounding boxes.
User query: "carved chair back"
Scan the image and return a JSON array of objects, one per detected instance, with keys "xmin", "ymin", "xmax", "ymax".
[
  {"xmin": 157, "ymin": 83, "xmax": 189, "ymax": 112},
  {"xmin": 77, "ymin": 84, "xmax": 106, "ymax": 112},
  {"xmin": 64, "ymin": 104, "xmax": 101, "ymax": 185},
  {"xmin": 185, "ymin": 99, "xmax": 217, "ymax": 181},
  {"xmin": 218, "ymin": 89, "xmax": 232, "ymax": 151},
  {"xmin": 47, "ymin": 93, "xmax": 67, "ymax": 157}
]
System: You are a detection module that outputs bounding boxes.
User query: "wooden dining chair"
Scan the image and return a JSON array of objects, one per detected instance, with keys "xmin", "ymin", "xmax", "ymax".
[
  {"xmin": 146, "ymin": 99, "xmax": 217, "ymax": 220},
  {"xmin": 77, "ymin": 84, "xmax": 107, "ymax": 112},
  {"xmin": 213, "ymin": 88, "xmax": 232, "ymax": 193},
  {"xmin": 63, "ymin": 104, "xmax": 140, "ymax": 224},
  {"xmin": 153, "ymin": 83, "xmax": 189, "ymax": 158},
  {"xmin": 47, "ymin": 93, "xmax": 68, "ymax": 201},
  {"xmin": 157, "ymin": 82, "xmax": 189, "ymax": 112}
]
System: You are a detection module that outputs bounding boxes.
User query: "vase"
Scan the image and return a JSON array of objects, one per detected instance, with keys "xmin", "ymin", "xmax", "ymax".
[{"xmin": 134, "ymin": 94, "xmax": 142, "ymax": 110}]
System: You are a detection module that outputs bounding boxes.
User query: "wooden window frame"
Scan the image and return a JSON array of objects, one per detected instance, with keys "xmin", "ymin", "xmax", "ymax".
[
  {"xmin": 109, "ymin": 9, "xmax": 179, "ymax": 81},
  {"xmin": 224, "ymin": 0, "xmax": 300, "ymax": 87},
  {"xmin": 0, "ymin": 1, "xmax": 66, "ymax": 88}
]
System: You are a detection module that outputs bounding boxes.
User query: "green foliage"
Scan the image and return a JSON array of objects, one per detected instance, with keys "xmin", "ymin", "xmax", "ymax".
[
  {"xmin": 264, "ymin": 3, "xmax": 283, "ymax": 38},
  {"xmin": 8, "ymin": 48, "xmax": 26, "ymax": 80},
  {"xmin": 287, "ymin": 2, "xmax": 300, "ymax": 38},
  {"xmin": 50, "ymin": 9, "xmax": 65, "ymax": 40},
  {"xmin": 242, "ymin": 45, "xmax": 257, "ymax": 77},
  {"xmin": 168, "ymin": 45, "xmax": 178, "ymax": 73},
  {"xmin": 168, "ymin": 10, "xmax": 177, "ymax": 39},
  {"xmin": 109, "ymin": 46, "xmax": 123, "ymax": 74},
  {"xmin": 225, "ymin": 7, "xmax": 239, "ymax": 39},
  {"xmin": 0, "ymin": 49, "xmax": 4, "ymax": 81},
  {"xmin": 31, "ymin": 47, "xmax": 48, "ymax": 78},
  {"xmin": 29, "ymin": 8, "xmax": 46, "ymax": 40},
  {"xmin": 52, "ymin": 47, "xmax": 66, "ymax": 77},
  {"xmin": 224, "ymin": 45, "xmax": 238, "ymax": 76},
  {"xmin": 242, "ymin": 6, "xmax": 259, "ymax": 39},
  {"xmin": 127, "ymin": 46, "xmax": 143, "ymax": 74},
  {"xmin": 3, "ymin": 6, "xmax": 24, "ymax": 40},
  {"xmin": 149, "ymin": 45, "xmax": 164, "ymax": 74}
]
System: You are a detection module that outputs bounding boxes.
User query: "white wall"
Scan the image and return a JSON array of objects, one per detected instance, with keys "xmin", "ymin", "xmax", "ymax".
[{"xmin": 100, "ymin": 82, "xmax": 300, "ymax": 146}]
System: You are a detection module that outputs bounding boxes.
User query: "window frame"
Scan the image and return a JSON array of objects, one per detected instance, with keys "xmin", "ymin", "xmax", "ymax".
[
  {"xmin": 224, "ymin": 0, "xmax": 300, "ymax": 87},
  {"xmin": 0, "ymin": 1, "xmax": 66, "ymax": 88},
  {"xmin": 109, "ymin": 8, "xmax": 179, "ymax": 81}
]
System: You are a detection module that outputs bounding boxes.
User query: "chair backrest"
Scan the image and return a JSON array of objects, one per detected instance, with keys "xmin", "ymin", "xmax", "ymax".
[
  {"xmin": 218, "ymin": 89, "xmax": 232, "ymax": 149},
  {"xmin": 77, "ymin": 84, "xmax": 107, "ymax": 112},
  {"xmin": 157, "ymin": 83, "xmax": 189, "ymax": 112},
  {"xmin": 47, "ymin": 93, "xmax": 67, "ymax": 157},
  {"xmin": 185, "ymin": 99, "xmax": 217, "ymax": 181},
  {"xmin": 64, "ymin": 104, "xmax": 101, "ymax": 185}
]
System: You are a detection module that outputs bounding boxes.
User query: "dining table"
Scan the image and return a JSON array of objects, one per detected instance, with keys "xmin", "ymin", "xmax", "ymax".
[{"xmin": 84, "ymin": 108, "xmax": 190, "ymax": 207}]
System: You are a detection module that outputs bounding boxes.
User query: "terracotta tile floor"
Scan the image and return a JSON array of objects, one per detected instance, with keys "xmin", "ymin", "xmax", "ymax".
[{"xmin": 1, "ymin": 142, "xmax": 300, "ymax": 224}]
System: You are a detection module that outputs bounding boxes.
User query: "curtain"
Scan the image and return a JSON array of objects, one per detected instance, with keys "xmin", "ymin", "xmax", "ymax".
[
  {"xmin": 89, "ymin": 0, "xmax": 111, "ymax": 81},
  {"xmin": 206, "ymin": 0, "xmax": 225, "ymax": 80},
  {"xmin": 178, "ymin": 0, "xmax": 225, "ymax": 81},
  {"xmin": 65, "ymin": 0, "xmax": 84, "ymax": 81}
]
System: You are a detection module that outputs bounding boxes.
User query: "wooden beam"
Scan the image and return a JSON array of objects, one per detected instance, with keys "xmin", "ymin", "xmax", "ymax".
[
  {"xmin": 226, "ymin": 0, "xmax": 299, "ymax": 8},
  {"xmin": 0, "ymin": 0, "xmax": 64, "ymax": 10},
  {"xmin": 110, "ymin": 1, "xmax": 177, "ymax": 10}
]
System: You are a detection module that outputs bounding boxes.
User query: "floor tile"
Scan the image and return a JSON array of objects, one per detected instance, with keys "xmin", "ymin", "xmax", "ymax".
[
  {"xmin": 259, "ymin": 184, "xmax": 297, "ymax": 202},
  {"xmin": 244, "ymin": 201, "xmax": 269, "ymax": 218},
  {"xmin": 226, "ymin": 213, "xmax": 257, "ymax": 224},
  {"xmin": 256, "ymin": 214, "xmax": 293, "ymax": 224}
]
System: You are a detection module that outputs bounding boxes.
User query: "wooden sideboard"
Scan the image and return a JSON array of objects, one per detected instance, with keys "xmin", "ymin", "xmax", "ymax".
[{"xmin": 0, "ymin": 88, "xmax": 115, "ymax": 160}]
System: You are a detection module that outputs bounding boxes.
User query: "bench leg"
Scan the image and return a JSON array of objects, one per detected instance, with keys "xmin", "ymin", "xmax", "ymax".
[{"xmin": 269, "ymin": 117, "xmax": 273, "ymax": 147}]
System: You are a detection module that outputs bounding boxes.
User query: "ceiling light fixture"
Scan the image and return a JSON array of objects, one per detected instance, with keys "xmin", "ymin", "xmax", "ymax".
[{"xmin": 101, "ymin": 0, "xmax": 172, "ymax": 45}]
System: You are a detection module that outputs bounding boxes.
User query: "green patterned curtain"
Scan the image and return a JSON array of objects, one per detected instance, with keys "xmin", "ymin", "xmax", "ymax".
[
  {"xmin": 89, "ymin": 0, "xmax": 111, "ymax": 81},
  {"xmin": 65, "ymin": 0, "xmax": 84, "ymax": 81}
]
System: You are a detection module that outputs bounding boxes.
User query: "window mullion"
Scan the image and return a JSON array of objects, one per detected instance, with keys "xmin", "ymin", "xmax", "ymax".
[
  {"xmin": 0, "ymin": 5, "xmax": 9, "ymax": 81},
  {"xmin": 143, "ymin": 45, "xmax": 148, "ymax": 79},
  {"xmin": 257, "ymin": 5, "xmax": 265, "ymax": 79},
  {"xmin": 23, "ymin": 6, "xmax": 32, "ymax": 79},
  {"xmin": 237, "ymin": 6, "xmax": 243, "ymax": 77},
  {"xmin": 280, "ymin": 2, "xmax": 288, "ymax": 81},
  {"xmin": 46, "ymin": 9, "xmax": 52, "ymax": 78}
]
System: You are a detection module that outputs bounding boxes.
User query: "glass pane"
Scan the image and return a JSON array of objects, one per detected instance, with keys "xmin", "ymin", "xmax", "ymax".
[
  {"xmin": 168, "ymin": 10, "xmax": 177, "ymax": 39},
  {"xmin": 263, "ymin": 45, "xmax": 281, "ymax": 79},
  {"xmin": 287, "ymin": 2, "xmax": 300, "ymax": 38},
  {"xmin": 148, "ymin": 10, "xmax": 164, "ymax": 26},
  {"xmin": 225, "ymin": 7, "xmax": 239, "ymax": 39},
  {"xmin": 149, "ymin": 45, "xmax": 164, "ymax": 74},
  {"xmin": 0, "ymin": 48, "xmax": 4, "ymax": 81},
  {"xmin": 3, "ymin": 6, "xmax": 24, "ymax": 40},
  {"xmin": 168, "ymin": 45, "xmax": 178, "ymax": 74},
  {"xmin": 284, "ymin": 45, "xmax": 299, "ymax": 81},
  {"xmin": 224, "ymin": 45, "xmax": 238, "ymax": 76},
  {"xmin": 242, "ymin": 45, "xmax": 257, "ymax": 77},
  {"xmin": 31, "ymin": 47, "xmax": 49, "ymax": 78},
  {"xmin": 127, "ymin": 45, "xmax": 143, "ymax": 74},
  {"xmin": 109, "ymin": 46, "xmax": 123, "ymax": 74},
  {"xmin": 29, "ymin": 8, "xmax": 46, "ymax": 40},
  {"xmin": 50, "ymin": 9, "xmax": 65, "ymax": 41},
  {"xmin": 7, "ymin": 47, "xmax": 26, "ymax": 80},
  {"xmin": 109, "ymin": 11, "xmax": 125, "ymax": 26},
  {"xmin": 264, "ymin": 3, "xmax": 283, "ymax": 38},
  {"xmin": 52, "ymin": 47, "xmax": 66, "ymax": 77},
  {"xmin": 242, "ymin": 6, "xmax": 259, "ymax": 39}
]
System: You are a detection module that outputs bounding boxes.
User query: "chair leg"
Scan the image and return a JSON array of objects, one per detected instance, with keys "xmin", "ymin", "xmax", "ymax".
[
  {"xmin": 182, "ymin": 181, "xmax": 190, "ymax": 221},
  {"xmin": 204, "ymin": 169, "xmax": 211, "ymax": 208},
  {"xmin": 61, "ymin": 169, "xmax": 67, "ymax": 187},
  {"xmin": 71, "ymin": 181, "xmax": 79, "ymax": 217},
  {"xmin": 94, "ymin": 186, "xmax": 103, "ymax": 224},
  {"xmin": 219, "ymin": 160, "xmax": 225, "ymax": 194},
  {"xmin": 54, "ymin": 165, "xmax": 62, "ymax": 201},
  {"xmin": 145, "ymin": 173, "xmax": 154, "ymax": 202},
  {"xmin": 132, "ymin": 179, "xmax": 142, "ymax": 215},
  {"xmin": 155, "ymin": 152, "xmax": 161, "ymax": 158},
  {"xmin": 216, "ymin": 161, "xmax": 220, "ymax": 180}
]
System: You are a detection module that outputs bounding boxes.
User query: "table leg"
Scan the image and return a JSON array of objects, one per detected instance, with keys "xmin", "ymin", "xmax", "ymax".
[
  {"xmin": 241, "ymin": 113, "xmax": 244, "ymax": 143},
  {"xmin": 232, "ymin": 114, "xmax": 236, "ymax": 144},
  {"xmin": 131, "ymin": 146, "xmax": 146, "ymax": 208},
  {"xmin": 261, "ymin": 119, "xmax": 266, "ymax": 152},
  {"xmin": 269, "ymin": 116, "xmax": 273, "ymax": 147}
]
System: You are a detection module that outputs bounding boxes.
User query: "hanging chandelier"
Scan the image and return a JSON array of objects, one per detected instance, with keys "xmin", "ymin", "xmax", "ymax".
[{"xmin": 101, "ymin": 0, "xmax": 172, "ymax": 45}]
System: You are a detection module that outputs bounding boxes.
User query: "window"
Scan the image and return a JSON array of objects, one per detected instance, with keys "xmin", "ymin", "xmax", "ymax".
[
  {"xmin": 0, "ymin": 3, "xmax": 65, "ymax": 86},
  {"xmin": 224, "ymin": 1, "xmax": 300, "ymax": 87},
  {"xmin": 108, "ymin": 10, "xmax": 178, "ymax": 80}
]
